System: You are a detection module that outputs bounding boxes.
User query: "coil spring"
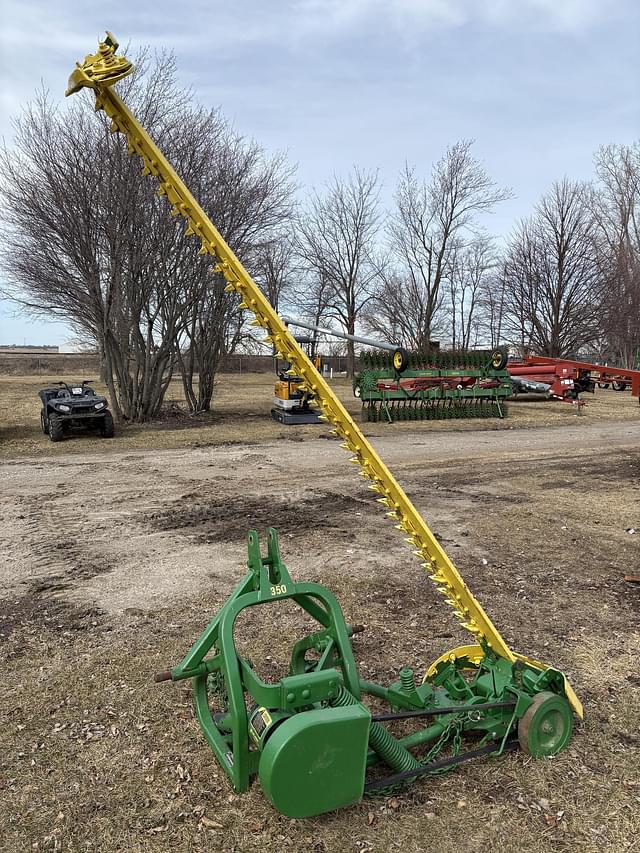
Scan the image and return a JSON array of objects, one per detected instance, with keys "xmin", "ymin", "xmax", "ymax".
[
  {"xmin": 400, "ymin": 667, "xmax": 417, "ymax": 693},
  {"xmin": 332, "ymin": 686, "xmax": 420, "ymax": 772}
]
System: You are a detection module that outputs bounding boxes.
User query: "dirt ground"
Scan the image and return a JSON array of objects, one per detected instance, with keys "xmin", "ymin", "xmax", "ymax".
[{"xmin": 1, "ymin": 374, "xmax": 639, "ymax": 853}]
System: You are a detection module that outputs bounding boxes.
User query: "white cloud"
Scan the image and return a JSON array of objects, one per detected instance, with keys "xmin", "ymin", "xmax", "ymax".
[{"xmin": 288, "ymin": 0, "xmax": 610, "ymax": 37}]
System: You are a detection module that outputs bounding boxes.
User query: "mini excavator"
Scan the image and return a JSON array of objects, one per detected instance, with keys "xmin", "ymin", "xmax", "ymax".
[
  {"xmin": 272, "ymin": 334, "xmax": 323, "ymax": 424},
  {"xmin": 67, "ymin": 34, "xmax": 582, "ymax": 819},
  {"xmin": 273, "ymin": 317, "xmax": 415, "ymax": 425}
]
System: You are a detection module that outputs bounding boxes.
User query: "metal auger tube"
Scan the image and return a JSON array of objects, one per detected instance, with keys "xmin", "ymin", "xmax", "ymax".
[{"xmin": 283, "ymin": 318, "xmax": 399, "ymax": 352}]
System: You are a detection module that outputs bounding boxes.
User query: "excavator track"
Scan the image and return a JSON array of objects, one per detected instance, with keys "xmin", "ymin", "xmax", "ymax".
[{"xmin": 65, "ymin": 35, "xmax": 581, "ymax": 713}]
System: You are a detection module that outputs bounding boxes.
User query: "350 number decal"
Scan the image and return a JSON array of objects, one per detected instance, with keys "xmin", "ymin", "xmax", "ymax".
[{"xmin": 270, "ymin": 584, "xmax": 287, "ymax": 596}]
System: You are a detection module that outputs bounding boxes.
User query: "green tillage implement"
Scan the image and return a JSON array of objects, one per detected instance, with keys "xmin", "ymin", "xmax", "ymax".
[
  {"xmin": 156, "ymin": 529, "xmax": 573, "ymax": 819},
  {"xmin": 355, "ymin": 347, "xmax": 513, "ymax": 422}
]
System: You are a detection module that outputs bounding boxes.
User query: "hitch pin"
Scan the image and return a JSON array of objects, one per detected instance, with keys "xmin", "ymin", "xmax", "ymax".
[
  {"xmin": 154, "ymin": 670, "xmax": 173, "ymax": 683},
  {"xmin": 154, "ymin": 661, "xmax": 209, "ymax": 683}
]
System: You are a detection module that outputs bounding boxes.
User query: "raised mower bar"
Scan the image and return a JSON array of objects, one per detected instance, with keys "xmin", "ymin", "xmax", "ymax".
[{"xmin": 66, "ymin": 33, "xmax": 583, "ymax": 817}]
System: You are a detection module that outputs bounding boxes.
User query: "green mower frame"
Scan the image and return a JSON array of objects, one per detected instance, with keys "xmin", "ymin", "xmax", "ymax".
[{"xmin": 156, "ymin": 530, "xmax": 574, "ymax": 818}]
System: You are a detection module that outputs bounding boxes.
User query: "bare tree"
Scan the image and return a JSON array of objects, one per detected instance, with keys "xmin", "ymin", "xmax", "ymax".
[
  {"xmin": 363, "ymin": 267, "xmax": 448, "ymax": 349},
  {"xmin": 367, "ymin": 142, "xmax": 510, "ymax": 350},
  {"xmin": 253, "ymin": 234, "xmax": 296, "ymax": 316},
  {"xmin": 0, "ymin": 55, "xmax": 205, "ymax": 420},
  {"xmin": 501, "ymin": 179, "xmax": 603, "ymax": 357},
  {"xmin": 498, "ymin": 223, "xmax": 539, "ymax": 355},
  {"xmin": 176, "ymin": 143, "xmax": 295, "ymax": 411},
  {"xmin": 592, "ymin": 143, "xmax": 640, "ymax": 367},
  {"xmin": 478, "ymin": 262, "xmax": 508, "ymax": 348},
  {"xmin": 295, "ymin": 168, "xmax": 382, "ymax": 376},
  {"xmin": 285, "ymin": 269, "xmax": 335, "ymax": 360},
  {"xmin": 447, "ymin": 234, "xmax": 496, "ymax": 350},
  {"xmin": 0, "ymin": 53, "xmax": 295, "ymax": 419}
]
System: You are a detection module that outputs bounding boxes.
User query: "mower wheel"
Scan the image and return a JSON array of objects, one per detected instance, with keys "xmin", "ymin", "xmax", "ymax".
[
  {"xmin": 597, "ymin": 382, "xmax": 610, "ymax": 389},
  {"xmin": 353, "ymin": 384, "xmax": 362, "ymax": 398},
  {"xmin": 40, "ymin": 409, "xmax": 48, "ymax": 434},
  {"xmin": 612, "ymin": 381, "xmax": 627, "ymax": 391},
  {"xmin": 100, "ymin": 411, "xmax": 115, "ymax": 438},
  {"xmin": 48, "ymin": 413, "xmax": 64, "ymax": 442},
  {"xmin": 392, "ymin": 347, "xmax": 410, "ymax": 374},
  {"xmin": 518, "ymin": 691, "xmax": 573, "ymax": 757},
  {"xmin": 490, "ymin": 346, "xmax": 509, "ymax": 371}
]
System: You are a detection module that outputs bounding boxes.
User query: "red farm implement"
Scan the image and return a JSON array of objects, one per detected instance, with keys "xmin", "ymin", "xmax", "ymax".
[{"xmin": 509, "ymin": 356, "xmax": 640, "ymax": 405}]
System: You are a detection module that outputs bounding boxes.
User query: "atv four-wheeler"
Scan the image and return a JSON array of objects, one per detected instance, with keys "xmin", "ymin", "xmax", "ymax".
[{"xmin": 38, "ymin": 381, "xmax": 114, "ymax": 442}]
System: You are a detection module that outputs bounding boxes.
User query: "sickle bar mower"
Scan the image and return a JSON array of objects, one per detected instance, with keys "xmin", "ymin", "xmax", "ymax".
[{"xmin": 67, "ymin": 34, "xmax": 582, "ymax": 818}]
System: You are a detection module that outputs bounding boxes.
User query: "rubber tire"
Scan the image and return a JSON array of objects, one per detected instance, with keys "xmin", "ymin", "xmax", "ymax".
[
  {"xmin": 490, "ymin": 346, "xmax": 509, "ymax": 371},
  {"xmin": 597, "ymin": 382, "xmax": 609, "ymax": 389},
  {"xmin": 612, "ymin": 381, "xmax": 627, "ymax": 391},
  {"xmin": 100, "ymin": 411, "xmax": 115, "ymax": 438},
  {"xmin": 353, "ymin": 384, "xmax": 362, "ymax": 398},
  {"xmin": 40, "ymin": 409, "xmax": 48, "ymax": 434},
  {"xmin": 48, "ymin": 413, "xmax": 64, "ymax": 443},
  {"xmin": 392, "ymin": 347, "xmax": 410, "ymax": 374},
  {"xmin": 518, "ymin": 691, "xmax": 573, "ymax": 757}
]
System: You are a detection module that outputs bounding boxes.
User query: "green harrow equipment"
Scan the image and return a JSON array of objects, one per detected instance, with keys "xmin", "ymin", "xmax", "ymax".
[
  {"xmin": 68, "ymin": 34, "xmax": 582, "ymax": 820},
  {"xmin": 355, "ymin": 347, "xmax": 513, "ymax": 422}
]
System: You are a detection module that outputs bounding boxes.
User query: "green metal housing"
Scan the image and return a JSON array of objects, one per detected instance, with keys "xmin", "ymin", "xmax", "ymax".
[{"xmin": 259, "ymin": 705, "xmax": 371, "ymax": 816}]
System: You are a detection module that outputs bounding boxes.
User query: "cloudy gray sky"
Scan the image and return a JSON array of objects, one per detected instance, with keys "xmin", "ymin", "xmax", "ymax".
[{"xmin": 0, "ymin": 0, "xmax": 638, "ymax": 345}]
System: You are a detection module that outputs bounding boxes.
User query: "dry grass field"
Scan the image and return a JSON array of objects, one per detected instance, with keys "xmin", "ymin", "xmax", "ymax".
[
  {"xmin": 1, "ymin": 372, "xmax": 639, "ymax": 852},
  {"xmin": 1, "ymin": 371, "xmax": 640, "ymax": 457}
]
